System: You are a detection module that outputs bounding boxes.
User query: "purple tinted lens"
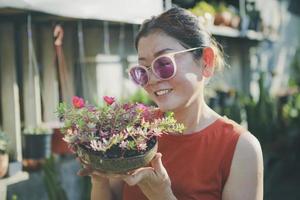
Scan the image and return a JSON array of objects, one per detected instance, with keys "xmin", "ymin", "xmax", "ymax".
[
  {"xmin": 130, "ymin": 67, "xmax": 148, "ymax": 85},
  {"xmin": 153, "ymin": 56, "xmax": 175, "ymax": 79}
]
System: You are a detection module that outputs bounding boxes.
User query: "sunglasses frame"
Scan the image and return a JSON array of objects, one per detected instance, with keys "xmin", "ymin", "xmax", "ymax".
[{"xmin": 128, "ymin": 46, "xmax": 206, "ymax": 86}]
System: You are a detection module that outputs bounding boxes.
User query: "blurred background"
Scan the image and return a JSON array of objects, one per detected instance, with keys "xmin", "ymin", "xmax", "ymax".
[{"xmin": 0, "ymin": 0, "xmax": 299, "ymax": 199}]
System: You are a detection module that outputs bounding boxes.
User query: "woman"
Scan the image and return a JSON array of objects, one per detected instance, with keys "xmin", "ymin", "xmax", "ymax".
[{"xmin": 78, "ymin": 7, "xmax": 263, "ymax": 200}]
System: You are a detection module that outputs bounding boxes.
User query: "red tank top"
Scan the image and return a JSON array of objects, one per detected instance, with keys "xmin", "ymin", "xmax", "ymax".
[{"xmin": 123, "ymin": 117, "xmax": 244, "ymax": 200}]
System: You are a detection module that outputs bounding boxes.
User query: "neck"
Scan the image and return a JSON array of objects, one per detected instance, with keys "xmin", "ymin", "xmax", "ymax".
[{"xmin": 173, "ymin": 97, "xmax": 220, "ymax": 134}]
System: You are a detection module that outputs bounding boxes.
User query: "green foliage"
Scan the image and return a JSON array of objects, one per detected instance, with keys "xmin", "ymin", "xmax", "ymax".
[
  {"xmin": 288, "ymin": 48, "xmax": 300, "ymax": 87},
  {"xmin": 80, "ymin": 176, "xmax": 91, "ymax": 200},
  {"xmin": 127, "ymin": 89, "xmax": 155, "ymax": 106},
  {"xmin": 244, "ymin": 72, "xmax": 279, "ymax": 145},
  {"xmin": 43, "ymin": 155, "xmax": 68, "ymax": 200},
  {"xmin": 0, "ymin": 129, "xmax": 9, "ymax": 153},
  {"xmin": 189, "ymin": 1, "xmax": 216, "ymax": 16},
  {"xmin": 156, "ymin": 112, "xmax": 186, "ymax": 133},
  {"xmin": 282, "ymin": 93, "xmax": 300, "ymax": 130},
  {"xmin": 209, "ymin": 90, "xmax": 243, "ymax": 124},
  {"xmin": 23, "ymin": 125, "xmax": 53, "ymax": 135}
]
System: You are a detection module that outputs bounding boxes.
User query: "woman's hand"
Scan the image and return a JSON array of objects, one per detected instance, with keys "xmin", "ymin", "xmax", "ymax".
[
  {"xmin": 76, "ymin": 157, "xmax": 125, "ymax": 200},
  {"xmin": 123, "ymin": 153, "xmax": 177, "ymax": 200},
  {"xmin": 77, "ymin": 157, "xmax": 109, "ymax": 182}
]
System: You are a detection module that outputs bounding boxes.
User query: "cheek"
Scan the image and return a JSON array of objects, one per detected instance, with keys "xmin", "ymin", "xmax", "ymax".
[
  {"xmin": 174, "ymin": 63, "xmax": 199, "ymax": 85},
  {"xmin": 176, "ymin": 60, "xmax": 203, "ymax": 84},
  {"xmin": 172, "ymin": 68, "xmax": 202, "ymax": 96},
  {"xmin": 143, "ymin": 87, "xmax": 156, "ymax": 99}
]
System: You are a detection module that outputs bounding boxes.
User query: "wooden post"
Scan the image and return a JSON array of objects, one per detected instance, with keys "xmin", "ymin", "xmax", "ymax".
[
  {"xmin": 61, "ymin": 25, "xmax": 75, "ymax": 103},
  {"xmin": 0, "ymin": 22, "xmax": 22, "ymax": 161},
  {"xmin": 21, "ymin": 23, "xmax": 42, "ymax": 128},
  {"xmin": 40, "ymin": 25, "xmax": 59, "ymax": 122}
]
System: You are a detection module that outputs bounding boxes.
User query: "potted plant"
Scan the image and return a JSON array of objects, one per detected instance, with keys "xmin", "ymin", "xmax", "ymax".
[
  {"xmin": 51, "ymin": 126, "xmax": 73, "ymax": 155},
  {"xmin": 22, "ymin": 124, "xmax": 53, "ymax": 170},
  {"xmin": 0, "ymin": 129, "xmax": 9, "ymax": 178},
  {"xmin": 189, "ymin": 1, "xmax": 216, "ymax": 27},
  {"xmin": 57, "ymin": 96, "xmax": 184, "ymax": 173}
]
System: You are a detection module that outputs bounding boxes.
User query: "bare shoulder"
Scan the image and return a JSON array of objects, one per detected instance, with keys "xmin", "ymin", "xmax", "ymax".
[
  {"xmin": 236, "ymin": 131, "xmax": 263, "ymax": 160},
  {"xmin": 222, "ymin": 131, "xmax": 264, "ymax": 200}
]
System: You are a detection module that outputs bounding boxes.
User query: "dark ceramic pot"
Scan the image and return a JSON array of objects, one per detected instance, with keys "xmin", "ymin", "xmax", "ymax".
[
  {"xmin": 23, "ymin": 134, "xmax": 52, "ymax": 159},
  {"xmin": 77, "ymin": 140, "xmax": 158, "ymax": 174}
]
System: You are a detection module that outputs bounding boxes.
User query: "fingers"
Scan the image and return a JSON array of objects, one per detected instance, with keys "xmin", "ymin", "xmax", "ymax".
[
  {"xmin": 151, "ymin": 153, "xmax": 167, "ymax": 178},
  {"xmin": 77, "ymin": 167, "xmax": 93, "ymax": 176},
  {"xmin": 77, "ymin": 153, "xmax": 167, "ymax": 187},
  {"xmin": 123, "ymin": 153, "xmax": 168, "ymax": 186},
  {"xmin": 76, "ymin": 163, "xmax": 128, "ymax": 180},
  {"xmin": 123, "ymin": 167, "xmax": 154, "ymax": 186},
  {"xmin": 92, "ymin": 171, "xmax": 127, "ymax": 179}
]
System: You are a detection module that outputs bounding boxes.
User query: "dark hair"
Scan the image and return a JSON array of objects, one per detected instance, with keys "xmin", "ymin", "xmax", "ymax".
[{"xmin": 135, "ymin": 7, "xmax": 224, "ymax": 71}]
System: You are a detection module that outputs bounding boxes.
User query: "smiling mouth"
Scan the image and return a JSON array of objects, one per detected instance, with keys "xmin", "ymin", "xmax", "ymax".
[{"xmin": 154, "ymin": 89, "xmax": 173, "ymax": 97}]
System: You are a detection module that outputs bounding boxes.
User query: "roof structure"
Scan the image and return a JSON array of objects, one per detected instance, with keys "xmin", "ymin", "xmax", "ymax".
[{"xmin": 0, "ymin": 0, "xmax": 164, "ymax": 24}]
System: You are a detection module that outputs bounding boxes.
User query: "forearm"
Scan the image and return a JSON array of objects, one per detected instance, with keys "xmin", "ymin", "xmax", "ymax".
[
  {"xmin": 91, "ymin": 177, "xmax": 113, "ymax": 200},
  {"xmin": 139, "ymin": 183, "xmax": 177, "ymax": 200},
  {"xmin": 151, "ymin": 187, "xmax": 177, "ymax": 200}
]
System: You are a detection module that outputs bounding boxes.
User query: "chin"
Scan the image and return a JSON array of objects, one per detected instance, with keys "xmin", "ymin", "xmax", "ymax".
[{"xmin": 156, "ymin": 101, "xmax": 178, "ymax": 112}]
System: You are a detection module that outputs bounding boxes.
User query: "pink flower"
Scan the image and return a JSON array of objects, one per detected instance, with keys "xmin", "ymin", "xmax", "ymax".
[
  {"xmin": 136, "ymin": 103, "xmax": 148, "ymax": 112},
  {"xmin": 72, "ymin": 96, "xmax": 85, "ymax": 108},
  {"xmin": 103, "ymin": 96, "xmax": 115, "ymax": 105},
  {"xmin": 136, "ymin": 104, "xmax": 152, "ymax": 121}
]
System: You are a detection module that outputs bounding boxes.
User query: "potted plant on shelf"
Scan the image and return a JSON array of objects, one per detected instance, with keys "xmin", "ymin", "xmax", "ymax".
[
  {"xmin": 22, "ymin": 125, "xmax": 53, "ymax": 171},
  {"xmin": 189, "ymin": 1, "xmax": 216, "ymax": 27},
  {"xmin": 57, "ymin": 96, "xmax": 184, "ymax": 173},
  {"xmin": 0, "ymin": 129, "xmax": 9, "ymax": 178}
]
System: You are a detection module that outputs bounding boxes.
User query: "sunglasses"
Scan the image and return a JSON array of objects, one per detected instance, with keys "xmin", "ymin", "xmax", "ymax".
[{"xmin": 128, "ymin": 46, "xmax": 205, "ymax": 86}]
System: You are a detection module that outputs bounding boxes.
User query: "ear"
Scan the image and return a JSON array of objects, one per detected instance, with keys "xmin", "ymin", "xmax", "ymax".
[{"xmin": 202, "ymin": 47, "xmax": 215, "ymax": 77}]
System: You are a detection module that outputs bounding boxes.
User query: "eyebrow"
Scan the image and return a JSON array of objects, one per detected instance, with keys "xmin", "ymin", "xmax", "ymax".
[{"xmin": 138, "ymin": 48, "xmax": 174, "ymax": 61}]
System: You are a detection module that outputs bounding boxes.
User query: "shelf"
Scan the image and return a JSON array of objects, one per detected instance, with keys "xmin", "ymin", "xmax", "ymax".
[
  {"xmin": 0, "ymin": 171, "xmax": 29, "ymax": 186},
  {"xmin": 0, "ymin": 171, "xmax": 29, "ymax": 200},
  {"xmin": 208, "ymin": 25, "xmax": 277, "ymax": 41}
]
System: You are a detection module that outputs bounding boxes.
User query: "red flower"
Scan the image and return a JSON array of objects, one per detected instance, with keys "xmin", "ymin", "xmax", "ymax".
[
  {"xmin": 103, "ymin": 96, "xmax": 115, "ymax": 105},
  {"xmin": 72, "ymin": 96, "xmax": 85, "ymax": 108}
]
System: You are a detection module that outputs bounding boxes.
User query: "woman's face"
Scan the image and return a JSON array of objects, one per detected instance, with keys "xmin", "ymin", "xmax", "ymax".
[{"xmin": 137, "ymin": 31, "xmax": 205, "ymax": 112}]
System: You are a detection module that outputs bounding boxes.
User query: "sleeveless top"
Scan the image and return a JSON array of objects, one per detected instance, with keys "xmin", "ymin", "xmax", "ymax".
[{"xmin": 123, "ymin": 117, "xmax": 245, "ymax": 200}]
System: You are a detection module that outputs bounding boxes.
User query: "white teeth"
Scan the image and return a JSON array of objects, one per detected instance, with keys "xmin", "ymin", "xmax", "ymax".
[{"xmin": 155, "ymin": 89, "xmax": 172, "ymax": 96}]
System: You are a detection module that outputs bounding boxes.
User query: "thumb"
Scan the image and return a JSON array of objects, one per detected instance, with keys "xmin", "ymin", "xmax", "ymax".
[
  {"xmin": 151, "ymin": 153, "xmax": 166, "ymax": 177},
  {"xmin": 123, "ymin": 167, "xmax": 153, "ymax": 186}
]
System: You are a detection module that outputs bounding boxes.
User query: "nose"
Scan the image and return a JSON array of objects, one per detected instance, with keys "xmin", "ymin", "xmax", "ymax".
[{"xmin": 147, "ymin": 69, "xmax": 160, "ymax": 85}]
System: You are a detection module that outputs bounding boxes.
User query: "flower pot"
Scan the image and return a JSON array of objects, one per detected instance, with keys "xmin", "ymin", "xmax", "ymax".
[
  {"xmin": 23, "ymin": 134, "xmax": 52, "ymax": 159},
  {"xmin": 51, "ymin": 128, "xmax": 72, "ymax": 155},
  {"xmin": 0, "ymin": 153, "xmax": 9, "ymax": 178},
  {"xmin": 77, "ymin": 139, "xmax": 158, "ymax": 174}
]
